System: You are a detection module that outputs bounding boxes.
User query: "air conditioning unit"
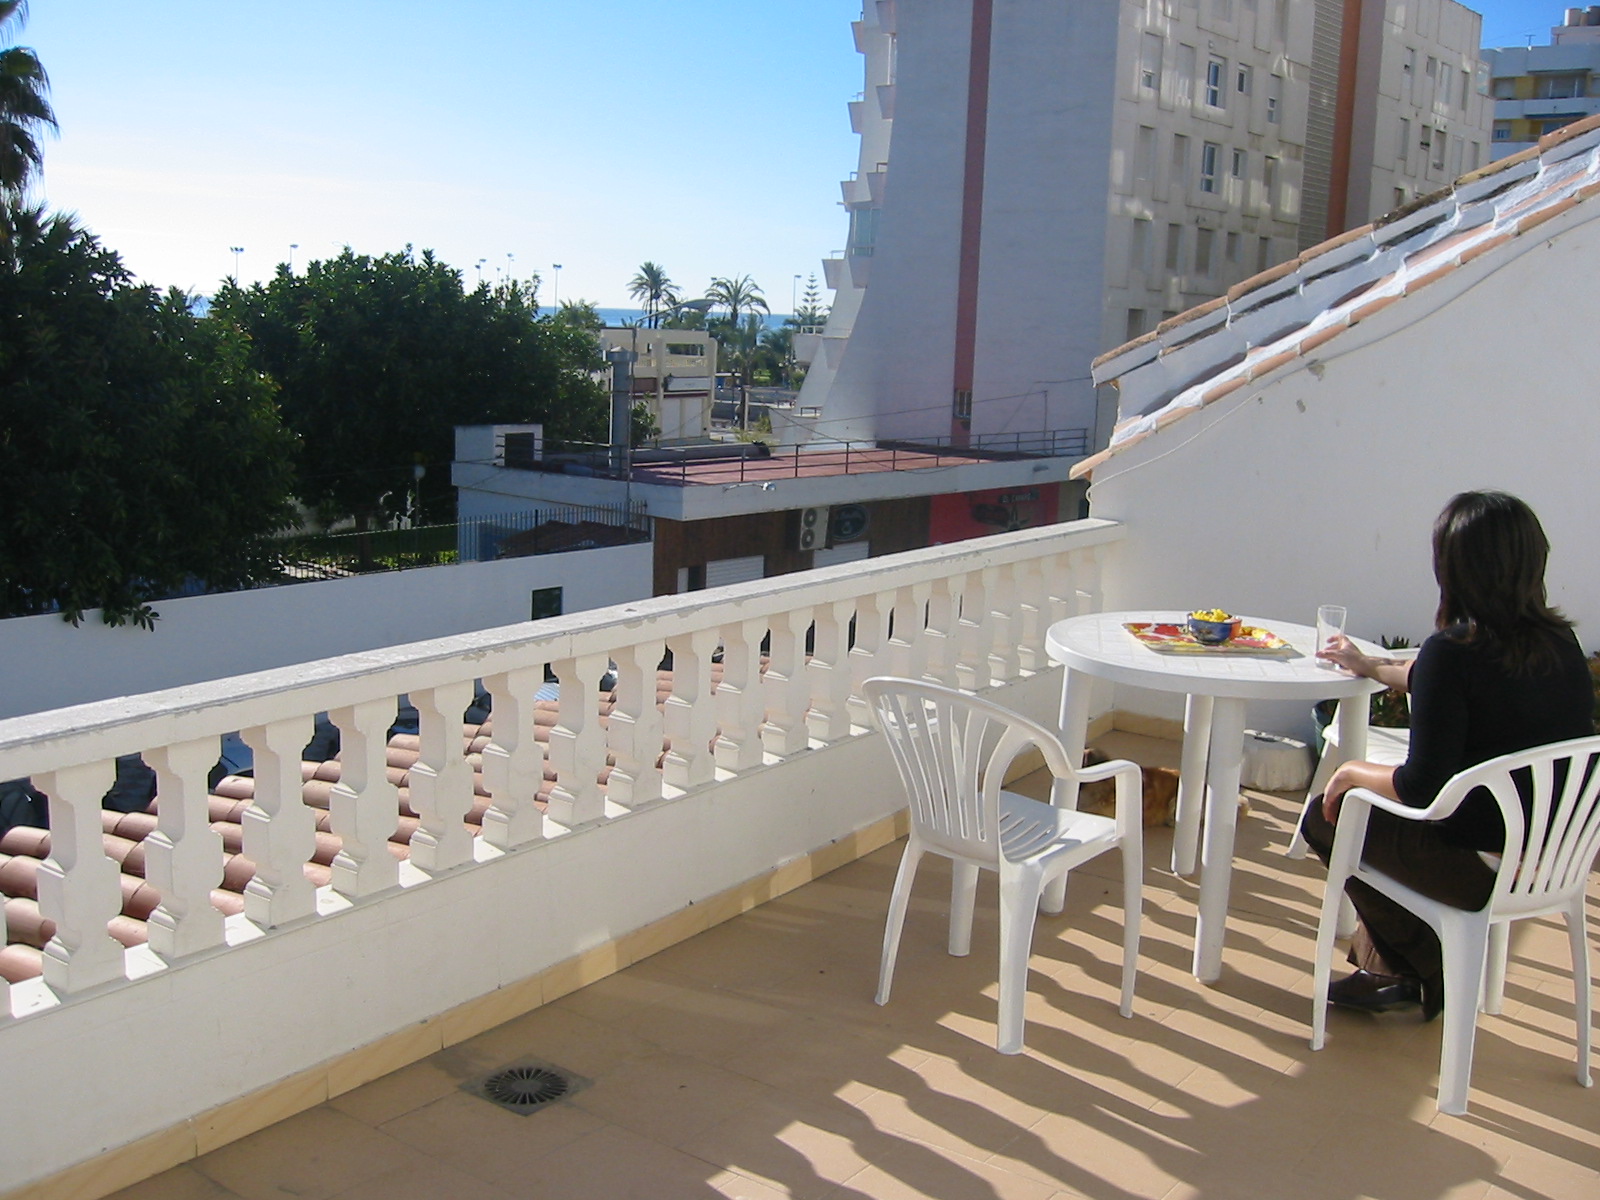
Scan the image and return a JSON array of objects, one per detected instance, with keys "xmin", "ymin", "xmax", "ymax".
[{"xmin": 797, "ymin": 506, "xmax": 829, "ymax": 551}]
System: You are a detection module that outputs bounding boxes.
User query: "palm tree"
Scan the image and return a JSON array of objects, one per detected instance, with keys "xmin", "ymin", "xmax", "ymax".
[
  {"xmin": 0, "ymin": 1, "xmax": 55, "ymax": 203},
  {"xmin": 706, "ymin": 274, "xmax": 768, "ymax": 330},
  {"xmin": 627, "ymin": 261, "xmax": 678, "ymax": 327}
]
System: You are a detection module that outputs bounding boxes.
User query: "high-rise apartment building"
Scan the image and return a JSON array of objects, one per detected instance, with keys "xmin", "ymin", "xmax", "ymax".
[
  {"xmin": 1484, "ymin": 7, "xmax": 1600, "ymax": 160},
  {"xmin": 789, "ymin": 1, "xmax": 1490, "ymax": 458}
]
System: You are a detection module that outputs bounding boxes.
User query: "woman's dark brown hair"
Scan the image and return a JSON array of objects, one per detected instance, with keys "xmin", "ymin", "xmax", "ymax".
[{"xmin": 1433, "ymin": 491, "xmax": 1572, "ymax": 672}]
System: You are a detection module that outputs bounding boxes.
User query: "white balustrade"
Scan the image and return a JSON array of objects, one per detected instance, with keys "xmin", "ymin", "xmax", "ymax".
[{"xmin": 0, "ymin": 519, "xmax": 1123, "ymax": 1023}]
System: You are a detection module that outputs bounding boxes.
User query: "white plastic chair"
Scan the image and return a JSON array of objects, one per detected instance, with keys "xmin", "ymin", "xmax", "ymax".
[
  {"xmin": 863, "ymin": 677, "xmax": 1143, "ymax": 1054},
  {"xmin": 1310, "ymin": 735, "xmax": 1600, "ymax": 1115}
]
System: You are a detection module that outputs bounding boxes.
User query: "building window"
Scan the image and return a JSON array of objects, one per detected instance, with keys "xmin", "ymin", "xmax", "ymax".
[
  {"xmin": 1398, "ymin": 117, "xmax": 1410, "ymax": 163},
  {"xmin": 1425, "ymin": 56, "xmax": 1437, "ymax": 79},
  {"xmin": 1257, "ymin": 235, "xmax": 1271, "ymax": 273},
  {"xmin": 1432, "ymin": 130, "xmax": 1447, "ymax": 170},
  {"xmin": 1125, "ymin": 309, "xmax": 1146, "ymax": 342},
  {"xmin": 1492, "ymin": 122, "xmax": 1510, "ymax": 141},
  {"xmin": 1177, "ymin": 44, "xmax": 1197, "ymax": 106},
  {"xmin": 1166, "ymin": 223, "xmax": 1183, "ymax": 271},
  {"xmin": 1171, "ymin": 133, "xmax": 1190, "ymax": 185},
  {"xmin": 1200, "ymin": 142, "xmax": 1220, "ymax": 192},
  {"xmin": 1196, "ymin": 228, "xmax": 1215, "ymax": 277},
  {"xmin": 1491, "ymin": 77, "xmax": 1516, "ymax": 100},
  {"xmin": 1213, "ymin": 0, "xmax": 1234, "ymax": 20},
  {"xmin": 1231, "ymin": 147, "xmax": 1247, "ymax": 178},
  {"xmin": 531, "ymin": 587, "xmax": 564, "ymax": 621},
  {"xmin": 1236, "ymin": 64, "xmax": 1252, "ymax": 96},
  {"xmin": 1274, "ymin": 0, "xmax": 1288, "ymax": 43},
  {"xmin": 1131, "ymin": 217, "xmax": 1151, "ymax": 273},
  {"xmin": 1136, "ymin": 124, "xmax": 1157, "ymax": 184},
  {"xmin": 1467, "ymin": 141, "xmax": 1480, "ymax": 171},
  {"xmin": 1420, "ymin": 125, "xmax": 1433, "ymax": 163},
  {"xmin": 1205, "ymin": 57, "xmax": 1226, "ymax": 108},
  {"xmin": 1140, "ymin": 32, "xmax": 1163, "ymax": 92},
  {"xmin": 1225, "ymin": 231, "xmax": 1240, "ymax": 264},
  {"xmin": 1403, "ymin": 48, "xmax": 1415, "ymax": 104},
  {"xmin": 1264, "ymin": 155, "xmax": 1280, "ymax": 211},
  {"xmin": 1266, "ymin": 75, "xmax": 1281, "ymax": 124},
  {"xmin": 1460, "ymin": 68, "xmax": 1471, "ymax": 109},
  {"xmin": 1537, "ymin": 73, "xmax": 1587, "ymax": 100},
  {"xmin": 953, "ymin": 389, "xmax": 972, "ymax": 421}
]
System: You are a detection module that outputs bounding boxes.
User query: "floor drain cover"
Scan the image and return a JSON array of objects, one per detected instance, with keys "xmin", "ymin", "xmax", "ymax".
[{"xmin": 464, "ymin": 1059, "xmax": 587, "ymax": 1115}]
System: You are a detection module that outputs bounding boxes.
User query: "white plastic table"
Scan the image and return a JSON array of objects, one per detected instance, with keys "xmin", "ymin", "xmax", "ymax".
[{"xmin": 1045, "ymin": 612, "xmax": 1384, "ymax": 982}]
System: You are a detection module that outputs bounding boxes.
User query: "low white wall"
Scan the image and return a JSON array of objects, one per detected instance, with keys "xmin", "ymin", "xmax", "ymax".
[
  {"xmin": 1089, "ymin": 201, "xmax": 1600, "ymax": 737},
  {"xmin": 0, "ymin": 546, "xmax": 652, "ymax": 720}
]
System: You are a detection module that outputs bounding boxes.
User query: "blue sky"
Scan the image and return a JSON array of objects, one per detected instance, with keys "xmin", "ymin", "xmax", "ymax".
[{"xmin": 20, "ymin": 1, "xmax": 1567, "ymax": 308}]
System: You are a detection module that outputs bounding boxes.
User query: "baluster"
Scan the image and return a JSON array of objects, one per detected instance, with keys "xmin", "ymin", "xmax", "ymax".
[
  {"xmin": 241, "ymin": 716, "xmax": 316, "ymax": 927},
  {"xmin": 715, "ymin": 619, "xmax": 768, "ymax": 773},
  {"xmin": 954, "ymin": 569, "xmax": 991, "ymax": 691},
  {"xmin": 884, "ymin": 583, "xmax": 930, "ymax": 681},
  {"xmin": 923, "ymin": 576, "xmax": 965, "ymax": 687},
  {"xmin": 34, "ymin": 760, "xmax": 123, "ymax": 993},
  {"xmin": 986, "ymin": 564, "xmax": 1023, "ymax": 683},
  {"xmin": 1014, "ymin": 558, "xmax": 1048, "ymax": 672},
  {"xmin": 479, "ymin": 666, "xmax": 549, "ymax": 847},
  {"xmin": 604, "ymin": 644, "xmax": 666, "ymax": 808},
  {"xmin": 1072, "ymin": 543, "xmax": 1104, "ymax": 616},
  {"xmin": 406, "ymin": 682, "xmax": 477, "ymax": 872},
  {"xmin": 1040, "ymin": 551, "xmax": 1076, "ymax": 628},
  {"xmin": 762, "ymin": 608, "xmax": 812, "ymax": 757},
  {"xmin": 806, "ymin": 598, "xmax": 857, "ymax": 743},
  {"xmin": 848, "ymin": 590, "xmax": 895, "ymax": 725},
  {"xmin": 143, "ymin": 739, "xmax": 226, "ymax": 958},
  {"xmin": 326, "ymin": 699, "xmax": 402, "ymax": 896},
  {"xmin": 545, "ymin": 652, "xmax": 610, "ymax": 828},
  {"xmin": 662, "ymin": 628, "xmax": 720, "ymax": 790}
]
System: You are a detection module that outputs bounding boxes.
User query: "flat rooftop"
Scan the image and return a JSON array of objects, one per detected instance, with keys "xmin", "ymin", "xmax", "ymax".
[{"xmin": 103, "ymin": 735, "xmax": 1600, "ymax": 1200}]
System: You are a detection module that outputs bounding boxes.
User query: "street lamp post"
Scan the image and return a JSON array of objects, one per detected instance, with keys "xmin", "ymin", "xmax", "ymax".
[
  {"xmin": 475, "ymin": 258, "xmax": 486, "ymax": 286},
  {"xmin": 230, "ymin": 246, "xmax": 244, "ymax": 279},
  {"xmin": 552, "ymin": 263, "xmax": 562, "ymax": 309},
  {"xmin": 288, "ymin": 243, "xmax": 298, "ymax": 272}
]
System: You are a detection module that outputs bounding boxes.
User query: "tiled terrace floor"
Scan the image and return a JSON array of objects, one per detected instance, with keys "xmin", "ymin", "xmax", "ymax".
[{"xmin": 108, "ymin": 741, "xmax": 1600, "ymax": 1200}]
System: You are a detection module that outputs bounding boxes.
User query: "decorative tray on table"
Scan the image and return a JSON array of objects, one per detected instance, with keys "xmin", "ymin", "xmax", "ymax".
[{"xmin": 1123, "ymin": 622, "xmax": 1299, "ymax": 657}]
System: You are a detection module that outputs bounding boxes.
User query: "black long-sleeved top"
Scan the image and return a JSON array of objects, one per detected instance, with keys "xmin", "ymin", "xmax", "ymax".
[{"xmin": 1392, "ymin": 623, "xmax": 1593, "ymax": 850}]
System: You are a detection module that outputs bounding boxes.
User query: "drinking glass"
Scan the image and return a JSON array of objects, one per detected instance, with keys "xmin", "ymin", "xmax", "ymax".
[{"xmin": 1315, "ymin": 605, "xmax": 1347, "ymax": 668}]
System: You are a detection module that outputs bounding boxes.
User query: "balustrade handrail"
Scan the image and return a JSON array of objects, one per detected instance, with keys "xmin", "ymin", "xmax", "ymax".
[{"xmin": 0, "ymin": 520, "xmax": 1121, "ymax": 776}]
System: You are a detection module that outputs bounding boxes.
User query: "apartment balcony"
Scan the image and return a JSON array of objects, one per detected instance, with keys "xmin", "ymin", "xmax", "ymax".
[{"xmin": 3, "ymin": 519, "xmax": 1597, "ymax": 1198}]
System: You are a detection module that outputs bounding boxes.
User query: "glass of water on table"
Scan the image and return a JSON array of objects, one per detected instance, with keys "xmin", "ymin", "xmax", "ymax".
[{"xmin": 1315, "ymin": 605, "xmax": 1347, "ymax": 667}]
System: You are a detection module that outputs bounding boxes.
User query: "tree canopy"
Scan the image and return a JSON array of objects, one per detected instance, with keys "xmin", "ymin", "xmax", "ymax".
[
  {"xmin": 211, "ymin": 248, "xmax": 610, "ymax": 526},
  {"xmin": 627, "ymin": 261, "xmax": 677, "ymax": 328},
  {"xmin": 0, "ymin": 210, "xmax": 299, "ymax": 625}
]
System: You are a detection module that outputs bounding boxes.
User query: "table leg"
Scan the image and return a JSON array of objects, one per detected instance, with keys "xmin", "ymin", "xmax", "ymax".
[
  {"xmin": 1193, "ymin": 696, "xmax": 1247, "ymax": 982},
  {"xmin": 1172, "ymin": 693, "xmax": 1213, "ymax": 876},
  {"xmin": 1041, "ymin": 667, "xmax": 1093, "ymax": 914}
]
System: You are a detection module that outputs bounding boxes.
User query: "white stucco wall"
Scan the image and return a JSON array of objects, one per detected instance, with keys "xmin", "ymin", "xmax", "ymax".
[
  {"xmin": 0, "ymin": 546, "xmax": 652, "ymax": 719},
  {"xmin": 1087, "ymin": 200, "xmax": 1600, "ymax": 732}
]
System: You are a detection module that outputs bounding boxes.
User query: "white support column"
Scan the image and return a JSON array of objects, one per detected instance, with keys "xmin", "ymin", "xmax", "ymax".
[
  {"xmin": 848, "ymin": 590, "xmax": 894, "ymax": 727},
  {"xmin": 479, "ymin": 666, "xmax": 550, "ymax": 846},
  {"xmin": 1013, "ymin": 557, "xmax": 1048, "ymax": 672},
  {"xmin": 326, "ymin": 698, "xmax": 403, "ymax": 896},
  {"xmin": 143, "ymin": 738, "xmax": 227, "ymax": 958},
  {"xmin": 955, "ymin": 569, "xmax": 991, "ymax": 691},
  {"xmin": 986, "ymin": 565, "xmax": 1022, "ymax": 683},
  {"xmin": 406, "ymin": 681, "xmax": 477, "ymax": 872},
  {"xmin": 663, "ymin": 628, "xmax": 720, "ymax": 790},
  {"xmin": 761, "ymin": 608, "xmax": 812, "ymax": 757},
  {"xmin": 241, "ymin": 716, "xmax": 316, "ymax": 927},
  {"xmin": 715, "ymin": 618, "xmax": 768, "ymax": 773},
  {"xmin": 922, "ymin": 575, "xmax": 964, "ymax": 688},
  {"xmin": 34, "ymin": 760, "xmax": 124, "ymax": 993},
  {"xmin": 603, "ymin": 643, "xmax": 666, "ymax": 808},
  {"xmin": 806, "ymin": 598, "xmax": 857, "ymax": 743},
  {"xmin": 545, "ymin": 652, "xmax": 611, "ymax": 828}
]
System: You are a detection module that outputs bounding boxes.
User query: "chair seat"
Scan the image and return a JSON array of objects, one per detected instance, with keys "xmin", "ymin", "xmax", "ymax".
[
  {"xmin": 1325, "ymin": 722, "xmax": 1411, "ymax": 766},
  {"xmin": 998, "ymin": 790, "xmax": 1117, "ymax": 863}
]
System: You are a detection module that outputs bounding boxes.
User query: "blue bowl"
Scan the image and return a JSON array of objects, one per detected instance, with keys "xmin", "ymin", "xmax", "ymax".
[{"xmin": 1187, "ymin": 615, "xmax": 1240, "ymax": 644}]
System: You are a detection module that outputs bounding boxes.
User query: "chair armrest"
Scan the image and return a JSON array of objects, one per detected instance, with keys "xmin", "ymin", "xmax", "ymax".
[
  {"xmin": 1077, "ymin": 757, "xmax": 1140, "ymax": 785},
  {"xmin": 1342, "ymin": 785, "xmax": 1463, "ymax": 823}
]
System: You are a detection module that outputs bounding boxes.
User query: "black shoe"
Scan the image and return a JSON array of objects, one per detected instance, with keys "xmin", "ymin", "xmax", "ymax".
[{"xmin": 1327, "ymin": 970, "xmax": 1423, "ymax": 1012}]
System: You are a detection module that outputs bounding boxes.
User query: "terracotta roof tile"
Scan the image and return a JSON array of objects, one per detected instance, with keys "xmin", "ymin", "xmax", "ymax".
[
  {"xmin": 1199, "ymin": 373, "xmax": 1250, "ymax": 406},
  {"xmin": 1296, "ymin": 322, "xmax": 1347, "ymax": 356},
  {"xmin": 1155, "ymin": 295, "xmax": 1228, "ymax": 336},
  {"xmin": 1516, "ymin": 193, "xmax": 1581, "ymax": 236},
  {"xmin": 1225, "ymin": 258, "xmax": 1299, "ymax": 303},
  {"xmin": 1299, "ymin": 223, "xmax": 1373, "ymax": 262},
  {"xmin": 1092, "ymin": 326, "xmax": 1161, "ymax": 370},
  {"xmin": 1245, "ymin": 347, "xmax": 1299, "ymax": 381}
]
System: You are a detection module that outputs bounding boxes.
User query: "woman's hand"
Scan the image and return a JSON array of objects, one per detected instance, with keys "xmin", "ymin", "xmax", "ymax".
[{"xmin": 1317, "ymin": 633, "xmax": 1370, "ymax": 675}]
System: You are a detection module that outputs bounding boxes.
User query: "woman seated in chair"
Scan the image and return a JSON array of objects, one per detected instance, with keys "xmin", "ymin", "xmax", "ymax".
[{"xmin": 1303, "ymin": 491, "xmax": 1593, "ymax": 1018}]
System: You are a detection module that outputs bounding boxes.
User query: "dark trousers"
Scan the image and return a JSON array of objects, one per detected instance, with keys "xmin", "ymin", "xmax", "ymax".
[{"xmin": 1300, "ymin": 798, "xmax": 1496, "ymax": 1012}]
